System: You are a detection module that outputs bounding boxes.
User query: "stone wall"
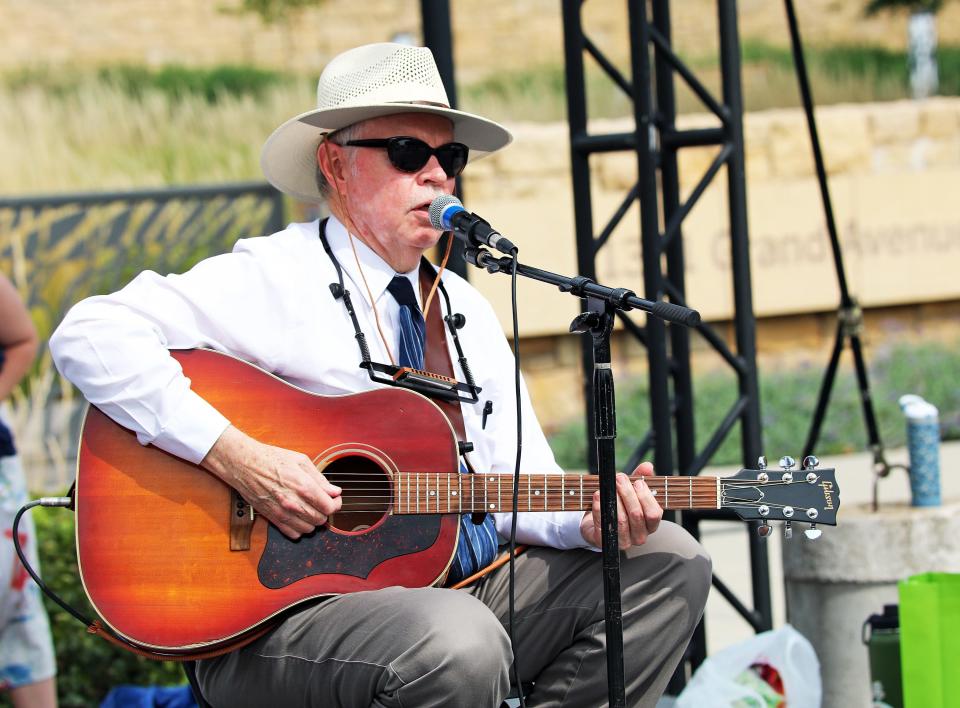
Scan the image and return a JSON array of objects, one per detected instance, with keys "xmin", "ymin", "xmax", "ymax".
[
  {"xmin": 458, "ymin": 98, "xmax": 960, "ymax": 427},
  {"xmin": 468, "ymin": 98, "xmax": 960, "ymax": 329},
  {"xmin": 4, "ymin": 0, "xmax": 960, "ymax": 74}
]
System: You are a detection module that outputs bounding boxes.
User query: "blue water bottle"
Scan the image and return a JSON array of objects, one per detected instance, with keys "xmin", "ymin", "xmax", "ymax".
[{"xmin": 898, "ymin": 395, "xmax": 941, "ymax": 507}]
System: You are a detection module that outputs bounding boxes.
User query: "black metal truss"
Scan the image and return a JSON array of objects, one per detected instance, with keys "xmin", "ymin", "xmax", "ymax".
[{"xmin": 560, "ymin": 0, "xmax": 772, "ymax": 688}]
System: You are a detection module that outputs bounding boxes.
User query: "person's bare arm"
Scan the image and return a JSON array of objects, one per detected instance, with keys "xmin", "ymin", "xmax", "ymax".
[
  {"xmin": 201, "ymin": 425, "xmax": 343, "ymax": 539},
  {"xmin": 0, "ymin": 274, "xmax": 38, "ymax": 401}
]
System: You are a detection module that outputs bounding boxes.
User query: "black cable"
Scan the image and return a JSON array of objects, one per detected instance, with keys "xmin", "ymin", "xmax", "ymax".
[
  {"xmin": 13, "ymin": 498, "xmax": 92, "ymax": 626},
  {"xmin": 507, "ymin": 250, "xmax": 527, "ymax": 708}
]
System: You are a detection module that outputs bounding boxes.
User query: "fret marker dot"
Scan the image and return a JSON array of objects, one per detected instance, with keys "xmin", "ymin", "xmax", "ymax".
[
  {"xmin": 489, "ymin": 504, "xmax": 496, "ymax": 509},
  {"xmin": 429, "ymin": 491, "xmax": 435, "ymax": 496},
  {"xmin": 451, "ymin": 491, "xmax": 457, "ymax": 496},
  {"xmin": 651, "ymin": 490, "xmax": 658, "ymax": 496},
  {"xmin": 534, "ymin": 490, "xmax": 541, "ymax": 496},
  {"xmin": 568, "ymin": 490, "xmax": 575, "ymax": 495}
]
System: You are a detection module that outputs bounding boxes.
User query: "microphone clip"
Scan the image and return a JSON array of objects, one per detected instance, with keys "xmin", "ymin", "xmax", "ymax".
[{"xmin": 463, "ymin": 246, "xmax": 502, "ymax": 273}]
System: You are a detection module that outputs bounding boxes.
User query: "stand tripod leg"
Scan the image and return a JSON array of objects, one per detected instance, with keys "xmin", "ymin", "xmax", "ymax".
[
  {"xmin": 850, "ymin": 332, "xmax": 883, "ymax": 449},
  {"xmin": 786, "ymin": 0, "xmax": 888, "ymax": 466},
  {"xmin": 803, "ymin": 320, "xmax": 845, "ymax": 459}
]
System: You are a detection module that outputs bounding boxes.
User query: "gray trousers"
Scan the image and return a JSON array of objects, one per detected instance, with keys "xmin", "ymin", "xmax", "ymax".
[{"xmin": 196, "ymin": 520, "xmax": 711, "ymax": 708}]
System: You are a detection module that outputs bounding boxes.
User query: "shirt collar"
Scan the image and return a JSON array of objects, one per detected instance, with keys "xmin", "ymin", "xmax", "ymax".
[{"xmin": 325, "ymin": 215, "xmax": 421, "ymax": 308}]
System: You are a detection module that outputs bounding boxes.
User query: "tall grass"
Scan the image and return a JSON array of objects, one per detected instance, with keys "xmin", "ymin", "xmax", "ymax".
[
  {"xmin": 458, "ymin": 41, "xmax": 953, "ymax": 120},
  {"xmin": 0, "ymin": 77, "xmax": 315, "ymax": 194},
  {"xmin": 2, "ymin": 41, "xmax": 955, "ymax": 195}
]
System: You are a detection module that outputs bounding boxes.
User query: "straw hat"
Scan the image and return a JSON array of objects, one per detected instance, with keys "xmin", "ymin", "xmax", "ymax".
[{"xmin": 261, "ymin": 43, "xmax": 513, "ymax": 203}]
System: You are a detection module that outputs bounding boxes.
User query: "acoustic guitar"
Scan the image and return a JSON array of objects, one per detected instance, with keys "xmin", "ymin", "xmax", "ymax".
[{"xmin": 75, "ymin": 349, "xmax": 839, "ymax": 654}]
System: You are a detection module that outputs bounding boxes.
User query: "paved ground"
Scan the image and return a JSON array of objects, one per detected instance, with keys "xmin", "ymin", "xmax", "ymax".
[{"xmin": 698, "ymin": 439, "xmax": 960, "ymax": 656}]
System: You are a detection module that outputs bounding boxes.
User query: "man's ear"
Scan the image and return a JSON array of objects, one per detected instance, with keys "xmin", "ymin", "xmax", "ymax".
[{"xmin": 317, "ymin": 139, "xmax": 344, "ymax": 190}]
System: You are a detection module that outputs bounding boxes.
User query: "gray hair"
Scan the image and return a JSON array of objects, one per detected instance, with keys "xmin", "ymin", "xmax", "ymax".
[{"xmin": 315, "ymin": 122, "xmax": 364, "ymax": 199}]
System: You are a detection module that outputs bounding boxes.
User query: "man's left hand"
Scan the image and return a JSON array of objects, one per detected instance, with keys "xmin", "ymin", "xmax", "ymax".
[{"xmin": 579, "ymin": 462, "xmax": 662, "ymax": 550}]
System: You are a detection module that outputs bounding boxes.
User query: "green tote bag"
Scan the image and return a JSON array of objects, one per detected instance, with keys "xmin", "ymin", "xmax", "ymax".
[{"xmin": 898, "ymin": 573, "xmax": 960, "ymax": 707}]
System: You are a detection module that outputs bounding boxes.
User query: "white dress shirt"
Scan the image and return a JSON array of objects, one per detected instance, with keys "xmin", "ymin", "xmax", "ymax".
[{"xmin": 50, "ymin": 216, "xmax": 594, "ymax": 551}]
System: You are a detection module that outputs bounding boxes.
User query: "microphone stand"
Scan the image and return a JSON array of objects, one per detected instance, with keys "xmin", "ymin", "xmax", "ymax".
[{"xmin": 463, "ymin": 246, "xmax": 700, "ymax": 708}]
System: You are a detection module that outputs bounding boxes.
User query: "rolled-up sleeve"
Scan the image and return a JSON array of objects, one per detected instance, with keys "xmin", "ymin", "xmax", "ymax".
[{"xmin": 50, "ymin": 236, "xmax": 300, "ymax": 463}]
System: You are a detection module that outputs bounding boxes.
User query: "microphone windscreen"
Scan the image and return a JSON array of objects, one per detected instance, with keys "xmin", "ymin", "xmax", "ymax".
[{"xmin": 428, "ymin": 194, "xmax": 463, "ymax": 231}]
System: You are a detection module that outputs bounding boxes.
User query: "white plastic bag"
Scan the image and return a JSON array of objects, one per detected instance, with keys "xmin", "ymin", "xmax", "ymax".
[{"xmin": 676, "ymin": 624, "xmax": 821, "ymax": 708}]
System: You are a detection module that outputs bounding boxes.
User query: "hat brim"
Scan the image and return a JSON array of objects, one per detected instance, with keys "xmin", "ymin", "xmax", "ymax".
[{"xmin": 261, "ymin": 103, "xmax": 513, "ymax": 203}]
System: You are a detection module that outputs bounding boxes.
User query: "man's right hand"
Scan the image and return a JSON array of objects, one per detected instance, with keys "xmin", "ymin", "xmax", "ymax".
[{"xmin": 201, "ymin": 425, "xmax": 342, "ymax": 539}]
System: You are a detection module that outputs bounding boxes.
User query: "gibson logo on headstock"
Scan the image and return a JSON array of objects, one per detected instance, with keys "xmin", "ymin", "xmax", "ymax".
[{"xmin": 820, "ymin": 480, "xmax": 835, "ymax": 510}]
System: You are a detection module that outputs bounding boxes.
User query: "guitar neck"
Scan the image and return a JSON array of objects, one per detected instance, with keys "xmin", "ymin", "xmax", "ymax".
[{"xmin": 393, "ymin": 473, "xmax": 720, "ymax": 514}]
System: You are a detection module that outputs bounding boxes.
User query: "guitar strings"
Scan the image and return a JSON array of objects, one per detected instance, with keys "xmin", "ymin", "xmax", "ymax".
[
  {"xmin": 310, "ymin": 494, "xmax": 725, "ymax": 508},
  {"xmin": 305, "ymin": 471, "xmax": 822, "ymax": 489},
  {"xmin": 255, "ymin": 473, "xmax": 819, "ymax": 511}
]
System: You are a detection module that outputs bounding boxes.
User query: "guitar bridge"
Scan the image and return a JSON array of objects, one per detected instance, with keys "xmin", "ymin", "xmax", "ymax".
[{"xmin": 230, "ymin": 491, "xmax": 255, "ymax": 551}]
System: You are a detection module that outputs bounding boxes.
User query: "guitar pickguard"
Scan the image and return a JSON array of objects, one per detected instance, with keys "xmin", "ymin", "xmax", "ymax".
[{"xmin": 257, "ymin": 515, "xmax": 444, "ymax": 588}]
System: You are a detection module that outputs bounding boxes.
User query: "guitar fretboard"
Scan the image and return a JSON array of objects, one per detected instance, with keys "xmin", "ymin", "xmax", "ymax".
[{"xmin": 393, "ymin": 473, "xmax": 720, "ymax": 514}]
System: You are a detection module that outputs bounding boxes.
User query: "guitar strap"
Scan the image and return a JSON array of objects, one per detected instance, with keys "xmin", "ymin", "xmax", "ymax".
[
  {"xmin": 417, "ymin": 260, "xmax": 530, "ymax": 587},
  {"xmin": 417, "ymin": 260, "xmax": 489, "ymax": 527},
  {"xmin": 417, "ymin": 262, "xmax": 468, "ymax": 444}
]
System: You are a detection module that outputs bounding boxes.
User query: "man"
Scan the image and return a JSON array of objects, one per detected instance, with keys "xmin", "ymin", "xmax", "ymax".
[{"xmin": 51, "ymin": 43, "xmax": 710, "ymax": 707}]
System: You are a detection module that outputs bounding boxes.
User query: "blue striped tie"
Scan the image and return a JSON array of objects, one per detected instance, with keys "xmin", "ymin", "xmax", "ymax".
[{"xmin": 386, "ymin": 275, "xmax": 499, "ymax": 583}]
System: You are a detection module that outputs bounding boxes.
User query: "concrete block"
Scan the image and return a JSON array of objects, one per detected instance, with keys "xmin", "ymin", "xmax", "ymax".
[
  {"xmin": 598, "ymin": 152, "xmax": 638, "ymax": 191},
  {"xmin": 867, "ymin": 100, "xmax": 922, "ymax": 144},
  {"xmin": 783, "ymin": 501, "xmax": 960, "ymax": 708},
  {"xmin": 922, "ymin": 137, "xmax": 960, "ymax": 168},
  {"xmin": 817, "ymin": 105, "xmax": 873, "ymax": 174},
  {"xmin": 871, "ymin": 144, "xmax": 912, "ymax": 173},
  {"xmin": 678, "ymin": 146, "xmax": 723, "ymax": 191},
  {"xmin": 920, "ymin": 97, "xmax": 960, "ymax": 139},
  {"xmin": 498, "ymin": 122, "xmax": 570, "ymax": 177},
  {"xmin": 766, "ymin": 109, "xmax": 815, "ymax": 179}
]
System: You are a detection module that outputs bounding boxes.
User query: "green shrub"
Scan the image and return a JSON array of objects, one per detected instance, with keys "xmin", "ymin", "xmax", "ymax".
[
  {"xmin": 97, "ymin": 64, "xmax": 291, "ymax": 103},
  {"xmin": 5, "ymin": 41, "xmax": 960, "ymax": 128},
  {"xmin": 815, "ymin": 44, "xmax": 906, "ymax": 81},
  {"xmin": 550, "ymin": 339, "xmax": 960, "ymax": 470},
  {"xmin": 4, "ymin": 64, "xmax": 293, "ymax": 104},
  {"xmin": 11, "ymin": 508, "xmax": 186, "ymax": 707},
  {"xmin": 738, "ymin": 40, "xmax": 960, "ymax": 102},
  {"xmin": 936, "ymin": 46, "xmax": 960, "ymax": 96}
]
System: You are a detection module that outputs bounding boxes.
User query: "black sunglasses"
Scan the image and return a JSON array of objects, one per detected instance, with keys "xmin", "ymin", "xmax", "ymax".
[{"xmin": 343, "ymin": 136, "xmax": 469, "ymax": 178}]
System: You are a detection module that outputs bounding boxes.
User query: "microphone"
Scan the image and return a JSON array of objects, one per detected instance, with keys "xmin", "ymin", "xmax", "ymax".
[{"xmin": 428, "ymin": 195, "xmax": 518, "ymax": 254}]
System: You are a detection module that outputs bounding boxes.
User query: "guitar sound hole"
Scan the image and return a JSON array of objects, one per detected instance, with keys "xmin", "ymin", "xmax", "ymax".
[{"xmin": 322, "ymin": 456, "xmax": 391, "ymax": 534}]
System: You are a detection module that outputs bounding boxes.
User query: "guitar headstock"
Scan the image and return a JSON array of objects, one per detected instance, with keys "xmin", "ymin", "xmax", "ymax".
[{"xmin": 720, "ymin": 455, "xmax": 839, "ymax": 540}]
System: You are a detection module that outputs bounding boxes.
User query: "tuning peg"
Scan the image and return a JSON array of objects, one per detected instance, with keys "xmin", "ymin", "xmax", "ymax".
[
  {"xmin": 802, "ymin": 455, "xmax": 819, "ymax": 470},
  {"xmin": 804, "ymin": 524, "xmax": 822, "ymax": 540},
  {"xmin": 779, "ymin": 455, "xmax": 796, "ymax": 470},
  {"xmin": 784, "ymin": 521, "xmax": 793, "ymax": 540},
  {"xmin": 757, "ymin": 521, "xmax": 772, "ymax": 538},
  {"xmin": 757, "ymin": 456, "xmax": 767, "ymax": 470}
]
